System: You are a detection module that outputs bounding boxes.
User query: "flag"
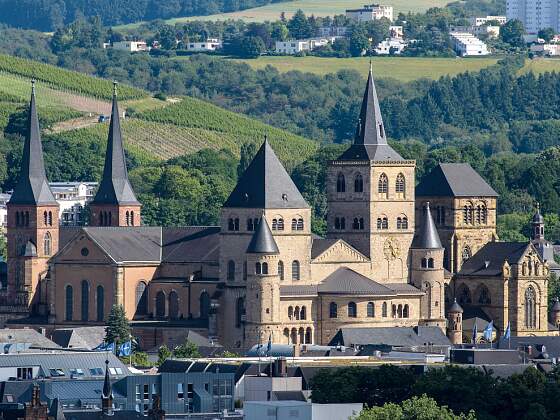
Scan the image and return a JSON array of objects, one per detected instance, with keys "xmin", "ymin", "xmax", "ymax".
[
  {"xmin": 94, "ymin": 342, "xmax": 115, "ymax": 353},
  {"xmin": 266, "ymin": 334, "xmax": 272, "ymax": 356},
  {"xmin": 504, "ymin": 322, "xmax": 511, "ymax": 340},
  {"xmin": 483, "ymin": 321, "xmax": 493, "ymax": 342},
  {"xmin": 119, "ymin": 340, "xmax": 132, "ymax": 357},
  {"xmin": 472, "ymin": 323, "xmax": 478, "ymax": 344}
]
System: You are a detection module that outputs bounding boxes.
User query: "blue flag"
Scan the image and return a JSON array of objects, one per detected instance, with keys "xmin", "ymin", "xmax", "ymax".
[
  {"xmin": 119, "ymin": 340, "xmax": 132, "ymax": 357},
  {"xmin": 472, "ymin": 323, "xmax": 478, "ymax": 344},
  {"xmin": 483, "ymin": 321, "xmax": 493, "ymax": 342},
  {"xmin": 504, "ymin": 322, "xmax": 511, "ymax": 340},
  {"xmin": 94, "ymin": 342, "xmax": 115, "ymax": 353},
  {"xmin": 266, "ymin": 334, "xmax": 272, "ymax": 356}
]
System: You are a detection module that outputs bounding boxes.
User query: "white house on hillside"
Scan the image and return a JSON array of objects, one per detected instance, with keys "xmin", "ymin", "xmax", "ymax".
[
  {"xmin": 450, "ymin": 32, "xmax": 490, "ymax": 56},
  {"xmin": 112, "ymin": 41, "xmax": 149, "ymax": 52},
  {"xmin": 346, "ymin": 4, "xmax": 393, "ymax": 22},
  {"xmin": 185, "ymin": 38, "xmax": 222, "ymax": 52},
  {"xmin": 275, "ymin": 37, "xmax": 337, "ymax": 54}
]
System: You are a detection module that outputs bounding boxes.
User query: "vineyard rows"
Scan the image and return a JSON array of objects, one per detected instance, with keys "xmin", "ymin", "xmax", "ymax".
[{"xmin": 0, "ymin": 102, "xmax": 82, "ymax": 131}]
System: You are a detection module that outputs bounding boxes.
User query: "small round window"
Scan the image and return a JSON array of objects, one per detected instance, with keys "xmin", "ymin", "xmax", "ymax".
[{"xmin": 81, "ymin": 247, "xmax": 89, "ymax": 257}]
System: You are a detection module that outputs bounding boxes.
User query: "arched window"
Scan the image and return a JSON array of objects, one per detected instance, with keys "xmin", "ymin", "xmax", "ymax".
[
  {"xmin": 378, "ymin": 173, "xmax": 388, "ymax": 195},
  {"xmin": 288, "ymin": 306, "xmax": 294, "ymax": 320},
  {"xmin": 277, "ymin": 218, "xmax": 284, "ymax": 230},
  {"xmin": 81, "ymin": 280, "xmax": 89, "ymax": 321},
  {"xmin": 43, "ymin": 232, "xmax": 52, "ymax": 256},
  {"xmin": 169, "ymin": 291, "xmax": 179, "ymax": 320},
  {"xmin": 478, "ymin": 286, "xmax": 491, "ymax": 304},
  {"xmin": 421, "ymin": 258, "xmax": 428, "ymax": 268},
  {"xmin": 199, "ymin": 292, "xmax": 210, "ymax": 319},
  {"xmin": 236, "ymin": 298, "xmax": 245, "ymax": 328},
  {"xmin": 403, "ymin": 304, "xmax": 409, "ymax": 318},
  {"xmin": 367, "ymin": 302, "xmax": 374, "ymax": 317},
  {"xmin": 336, "ymin": 173, "xmax": 346, "ymax": 193},
  {"xmin": 262, "ymin": 262, "xmax": 269, "ymax": 275},
  {"xmin": 272, "ymin": 218, "xmax": 283, "ymax": 231},
  {"xmin": 65, "ymin": 285, "xmax": 73, "ymax": 321},
  {"xmin": 136, "ymin": 281, "xmax": 148, "ymax": 315},
  {"xmin": 462, "ymin": 246, "xmax": 472, "ymax": 264},
  {"xmin": 353, "ymin": 218, "xmax": 365, "ymax": 230},
  {"xmin": 126, "ymin": 211, "xmax": 130, "ymax": 226},
  {"xmin": 481, "ymin": 205, "xmax": 487, "ymax": 224},
  {"xmin": 396, "ymin": 173, "xmax": 405, "ymax": 195},
  {"xmin": 335, "ymin": 217, "xmax": 346, "ymax": 230},
  {"xmin": 291, "ymin": 219, "xmax": 297, "ymax": 230},
  {"xmin": 228, "ymin": 218, "xmax": 240, "ymax": 231},
  {"xmin": 243, "ymin": 262, "xmax": 247, "ymax": 281},
  {"xmin": 348, "ymin": 302, "xmax": 357, "ymax": 318},
  {"xmin": 428, "ymin": 258, "xmax": 434, "ymax": 268},
  {"xmin": 24, "ymin": 212, "xmax": 29, "ymax": 227},
  {"xmin": 397, "ymin": 216, "xmax": 408, "ymax": 230},
  {"xmin": 377, "ymin": 217, "xmax": 388, "ymax": 230},
  {"xmin": 436, "ymin": 206, "xmax": 446, "ymax": 225},
  {"xmin": 354, "ymin": 173, "xmax": 363, "ymax": 193},
  {"xmin": 291, "ymin": 328, "xmax": 297, "ymax": 345},
  {"xmin": 329, "ymin": 302, "xmax": 337, "ymax": 318},
  {"xmin": 99, "ymin": 212, "xmax": 104, "ymax": 226},
  {"xmin": 463, "ymin": 204, "xmax": 473, "ymax": 225},
  {"xmin": 248, "ymin": 218, "xmax": 256, "ymax": 231},
  {"xmin": 283, "ymin": 328, "xmax": 290, "ymax": 343},
  {"xmin": 278, "ymin": 261, "xmax": 284, "ymax": 281},
  {"xmin": 96, "ymin": 285, "xmax": 104, "ymax": 321},
  {"xmin": 294, "ymin": 306, "xmax": 300, "ymax": 320},
  {"xmin": 228, "ymin": 218, "xmax": 235, "ymax": 231},
  {"xmin": 525, "ymin": 286, "xmax": 537, "ymax": 329},
  {"xmin": 255, "ymin": 262, "xmax": 262, "ymax": 275},
  {"xmin": 458, "ymin": 284, "xmax": 472, "ymax": 305},
  {"xmin": 397, "ymin": 304, "xmax": 403, "ymax": 318},
  {"xmin": 130, "ymin": 211, "xmax": 134, "ymax": 226},
  {"xmin": 305, "ymin": 328, "xmax": 312, "ymax": 344},
  {"xmin": 227, "ymin": 260, "xmax": 235, "ymax": 281},
  {"xmin": 155, "ymin": 291, "xmax": 166, "ymax": 318},
  {"xmin": 300, "ymin": 306, "xmax": 306, "ymax": 320},
  {"xmin": 43, "ymin": 211, "xmax": 48, "ymax": 226},
  {"xmin": 297, "ymin": 218, "xmax": 304, "ymax": 230},
  {"xmin": 292, "ymin": 261, "xmax": 300, "ymax": 281},
  {"xmin": 382, "ymin": 302, "xmax": 387, "ymax": 317}
]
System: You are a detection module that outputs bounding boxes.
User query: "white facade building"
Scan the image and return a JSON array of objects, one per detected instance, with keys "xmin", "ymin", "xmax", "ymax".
[
  {"xmin": 450, "ymin": 32, "xmax": 490, "ymax": 56},
  {"xmin": 112, "ymin": 41, "xmax": 149, "ymax": 52},
  {"xmin": 530, "ymin": 42, "xmax": 560, "ymax": 54},
  {"xmin": 471, "ymin": 15, "xmax": 507, "ymax": 26},
  {"xmin": 185, "ymin": 38, "xmax": 222, "ymax": 52},
  {"xmin": 374, "ymin": 38, "xmax": 407, "ymax": 54},
  {"xmin": 346, "ymin": 4, "xmax": 393, "ymax": 22},
  {"xmin": 318, "ymin": 26, "xmax": 348, "ymax": 37},
  {"xmin": 507, "ymin": 0, "xmax": 560, "ymax": 34},
  {"xmin": 389, "ymin": 25, "xmax": 404, "ymax": 38},
  {"xmin": 450, "ymin": 25, "xmax": 501, "ymax": 38},
  {"xmin": 275, "ymin": 37, "xmax": 337, "ymax": 55}
]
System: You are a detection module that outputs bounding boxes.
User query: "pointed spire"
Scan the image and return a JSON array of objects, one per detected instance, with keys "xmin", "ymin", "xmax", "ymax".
[
  {"xmin": 413, "ymin": 202, "xmax": 443, "ymax": 249},
  {"xmin": 449, "ymin": 298, "xmax": 463, "ymax": 313},
  {"xmin": 247, "ymin": 217, "xmax": 279, "ymax": 254},
  {"xmin": 8, "ymin": 80, "xmax": 56, "ymax": 205},
  {"xmin": 102, "ymin": 359, "xmax": 112, "ymax": 399},
  {"xmin": 355, "ymin": 64, "xmax": 386, "ymax": 145},
  {"xmin": 532, "ymin": 202, "xmax": 544, "ymax": 224},
  {"xmin": 92, "ymin": 82, "xmax": 139, "ymax": 205}
]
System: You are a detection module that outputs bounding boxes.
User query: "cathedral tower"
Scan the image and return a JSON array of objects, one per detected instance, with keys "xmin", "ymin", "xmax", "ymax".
[
  {"xmin": 326, "ymin": 65, "xmax": 415, "ymax": 282},
  {"xmin": 6, "ymin": 81, "xmax": 59, "ymax": 310},
  {"xmin": 410, "ymin": 202, "xmax": 446, "ymax": 329},
  {"xmin": 89, "ymin": 83, "xmax": 141, "ymax": 227},
  {"xmin": 244, "ymin": 217, "xmax": 281, "ymax": 349},
  {"xmin": 447, "ymin": 299, "xmax": 463, "ymax": 345}
]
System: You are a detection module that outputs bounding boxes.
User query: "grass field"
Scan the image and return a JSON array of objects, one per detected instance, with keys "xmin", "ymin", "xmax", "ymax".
[
  {"xmin": 519, "ymin": 58, "xmax": 560, "ymax": 75},
  {"xmin": 232, "ymin": 56, "xmax": 500, "ymax": 82},
  {"xmin": 117, "ymin": 0, "xmax": 447, "ymax": 28}
]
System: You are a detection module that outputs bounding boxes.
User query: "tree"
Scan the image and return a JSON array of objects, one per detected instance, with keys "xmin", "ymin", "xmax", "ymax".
[
  {"xmin": 0, "ymin": 234, "xmax": 6, "ymax": 261},
  {"xmin": 157, "ymin": 24, "xmax": 177, "ymax": 50},
  {"xmin": 173, "ymin": 339, "xmax": 201, "ymax": 358},
  {"xmin": 538, "ymin": 28, "xmax": 555, "ymax": 42},
  {"xmin": 157, "ymin": 344, "xmax": 172, "ymax": 366},
  {"xmin": 105, "ymin": 305, "xmax": 131, "ymax": 346},
  {"xmin": 128, "ymin": 351, "xmax": 152, "ymax": 367},
  {"xmin": 349, "ymin": 26, "xmax": 370, "ymax": 56},
  {"xmin": 271, "ymin": 22, "xmax": 289, "ymax": 41},
  {"xmin": 500, "ymin": 19, "xmax": 526, "ymax": 47},
  {"xmin": 288, "ymin": 9, "xmax": 312, "ymax": 39}
]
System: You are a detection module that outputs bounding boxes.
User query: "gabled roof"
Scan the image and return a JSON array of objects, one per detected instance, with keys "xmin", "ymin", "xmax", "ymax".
[
  {"xmin": 317, "ymin": 267, "xmax": 395, "ymax": 295},
  {"xmin": 91, "ymin": 84, "xmax": 139, "ymax": 206},
  {"xmin": 8, "ymin": 82, "xmax": 57, "ymax": 206},
  {"xmin": 329, "ymin": 326, "xmax": 450, "ymax": 347},
  {"xmin": 51, "ymin": 326, "xmax": 106, "ymax": 350},
  {"xmin": 247, "ymin": 218, "xmax": 279, "ymax": 254},
  {"xmin": 337, "ymin": 65, "xmax": 403, "ymax": 162},
  {"xmin": 458, "ymin": 242, "xmax": 534, "ymax": 276},
  {"xmin": 311, "ymin": 238, "xmax": 338, "ymax": 259},
  {"xmin": 416, "ymin": 163, "xmax": 498, "ymax": 197},
  {"xmin": 224, "ymin": 139, "xmax": 309, "ymax": 209},
  {"xmin": 82, "ymin": 227, "xmax": 161, "ymax": 263},
  {"xmin": 412, "ymin": 202, "xmax": 442, "ymax": 249}
]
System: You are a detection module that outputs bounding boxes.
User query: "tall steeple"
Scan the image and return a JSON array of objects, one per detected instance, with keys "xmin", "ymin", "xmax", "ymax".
[
  {"xmin": 531, "ymin": 202, "xmax": 545, "ymax": 241},
  {"xmin": 9, "ymin": 80, "xmax": 56, "ymax": 205},
  {"xmin": 412, "ymin": 202, "xmax": 443, "ymax": 249},
  {"xmin": 102, "ymin": 359, "xmax": 113, "ymax": 415},
  {"xmin": 89, "ymin": 82, "xmax": 141, "ymax": 227},
  {"xmin": 337, "ymin": 64, "xmax": 402, "ymax": 161}
]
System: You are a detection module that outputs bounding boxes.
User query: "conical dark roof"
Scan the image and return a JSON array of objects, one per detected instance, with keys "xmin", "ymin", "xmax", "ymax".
[
  {"xmin": 92, "ymin": 83, "xmax": 139, "ymax": 206},
  {"xmin": 247, "ymin": 217, "xmax": 279, "ymax": 254},
  {"xmin": 9, "ymin": 81, "xmax": 57, "ymax": 206},
  {"xmin": 224, "ymin": 139, "xmax": 309, "ymax": 209},
  {"xmin": 338, "ymin": 65, "xmax": 402, "ymax": 162},
  {"xmin": 102, "ymin": 359, "xmax": 112, "ymax": 399},
  {"xmin": 412, "ymin": 202, "xmax": 442, "ymax": 249},
  {"xmin": 449, "ymin": 299, "xmax": 463, "ymax": 313},
  {"xmin": 532, "ymin": 203, "xmax": 544, "ymax": 224}
]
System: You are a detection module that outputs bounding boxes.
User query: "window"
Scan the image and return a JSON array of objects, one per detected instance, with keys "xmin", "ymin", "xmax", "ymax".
[
  {"xmin": 89, "ymin": 368, "xmax": 104, "ymax": 376},
  {"xmin": 288, "ymin": 306, "xmax": 294, "ymax": 320},
  {"xmin": 255, "ymin": 262, "xmax": 262, "ymax": 275},
  {"xmin": 395, "ymin": 173, "xmax": 405, "ymax": 196},
  {"xmin": 272, "ymin": 218, "xmax": 284, "ymax": 231},
  {"xmin": 295, "ymin": 218, "xmax": 304, "ymax": 230},
  {"xmin": 329, "ymin": 302, "xmax": 338, "ymax": 318},
  {"xmin": 291, "ymin": 261, "xmax": 300, "ymax": 280},
  {"xmin": 377, "ymin": 217, "xmax": 388, "ymax": 230},
  {"xmin": 49, "ymin": 368, "xmax": 65, "ymax": 377},
  {"xmin": 525, "ymin": 286, "xmax": 537, "ymax": 329},
  {"xmin": 294, "ymin": 306, "xmax": 300, "ymax": 320},
  {"xmin": 462, "ymin": 246, "xmax": 472, "ymax": 264},
  {"xmin": 378, "ymin": 173, "xmax": 388, "ymax": 195},
  {"xmin": 81, "ymin": 280, "xmax": 89, "ymax": 321},
  {"xmin": 348, "ymin": 302, "xmax": 357, "ymax": 318},
  {"xmin": 421, "ymin": 258, "xmax": 428, "ymax": 268},
  {"xmin": 353, "ymin": 217, "xmax": 365, "ymax": 230},
  {"xmin": 354, "ymin": 173, "xmax": 363, "ymax": 193},
  {"xmin": 261, "ymin": 262, "xmax": 269, "ymax": 275},
  {"xmin": 278, "ymin": 261, "xmax": 284, "ymax": 280},
  {"xmin": 169, "ymin": 291, "xmax": 179, "ymax": 320},
  {"xmin": 397, "ymin": 216, "xmax": 408, "ymax": 230},
  {"xmin": 96, "ymin": 285, "xmax": 104, "ymax": 321},
  {"xmin": 277, "ymin": 218, "xmax": 284, "ymax": 230},
  {"xmin": 428, "ymin": 258, "xmax": 434, "ymax": 268},
  {"xmin": 478, "ymin": 286, "xmax": 491, "ymax": 304},
  {"xmin": 43, "ymin": 211, "xmax": 48, "ymax": 226},
  {"xmin": 382, "ymin": 302, "xmax": 387, "ymax": 317},
  {"xmin": 247, "ymin": 218, "xmax": 255, "ymax": 231},
  {"xmin": 367, "ymin": 302, "xmax": 374, "ymax": 317},
  {"xmin": 177, "ymin": 383, "xmax": 184, "ymax": 399},
  {"xmin": 126, "ymin": 211, "xmax": 130, "ymax": 226},
  {"xmin": 200, "ymin": 292, "xmax": 210, "ymax": 319},
  {"xmin": 227, "ymin": 260, "xmax": 235, "ymax": 281},
  {"xmin": 436, "ymin": 206, "xmax": 446, "ymax": 225},
  {"xmin": 228, "ymin": 218, "xmax": 239, "ymax": 231},
  {"xmin": 392, "ymin": 304, "xmax": 397, "ymax": 318},
  {"xmin": 335, "ymin": 217, "xmax": 346, "ymax": 230},
  {"xmin": 463, "ymin": 204, "xmax": 473, "ymax": 225},
  {"xmin": 17, "ymin": 367, "xmax": 33, "ymax": 380},
  {"xmin": 155, "ymin": 291, "xmax": 166, "ymax": 318},
  {"xmin": 43, "ymin": 232, "xmax": 52, "ymax": 256},
  {"xmin": 65, "ymin": 285, "xmax": 73, "ymax": 321},
  {"xmin": 403, "ymin": 304, "xmax": 409, "ymax": 318},
  {"xmin": 136, "ymin": 282, "xmax": 148, "ymax": 315},
  {"xmin": 300, "ymin": 306, "xmax": 306, "ymax": 320},
  {"xmin": 336, "ymin": 173, "xmax": 346, "ymax": 192},
  {"xmin": 458, "ymin": 284, "xmax": 472, "ymax": 305}
]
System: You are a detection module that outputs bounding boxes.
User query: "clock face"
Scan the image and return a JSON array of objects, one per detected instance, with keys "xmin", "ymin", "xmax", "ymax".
[{"xmin": 383, "ymin": 238, "xmax": 401, "ymax": 260}]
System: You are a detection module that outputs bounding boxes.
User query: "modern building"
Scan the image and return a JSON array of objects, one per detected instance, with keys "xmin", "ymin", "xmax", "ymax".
[
  {"xmin": 506, "ymin": 0, "xmax": 560, "ymax": 34},
  {"xmin": 318, "ymin": 26, "xmax": 348, "ymax": 37},
  {"xmin": 374, "ymin": 38, "xmax": 407, "ymax": 54},
  {"xmin": 346, "ymin": 4, "xmax": 394, "ymax": 22},
  {"xmin": 185, "ymin": 38, "xmax": 222, "ymax": 52},
  {"xmin": 471, "ymin": 15, "xmax": 507, "ymax": 26},
  {"xmin": 112, "ymin": 41, "xmax": 149, "ymax": 52},
  {"xmin": 530, "ymin": 42, "xmax": 560, "ymax": 55},
  {"xmin": 389, "ymin": 25, "xmax": 404, "ymax": 38},
  {"xmin": 449, "ymin": 32, "xmax": 490, "ymax": 56},
  {"xmin": 450, "ymin": 25, "xmax": 501, "ymax": 38},
  {"xmin": 275, "ymin": 37, "xmax": 336, "ymax": 55},
  {"xmin": 244, "ymin": 401, "xmax": 363, "ymax": 420}
]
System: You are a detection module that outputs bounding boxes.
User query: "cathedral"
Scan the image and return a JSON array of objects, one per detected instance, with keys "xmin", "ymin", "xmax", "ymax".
[{"xmin": 3, "ymin": 72, "xmax": 557, "ymax": 351}]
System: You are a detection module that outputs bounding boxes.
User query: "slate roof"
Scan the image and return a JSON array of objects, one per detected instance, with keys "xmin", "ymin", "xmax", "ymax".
[
  {"xmin": 317, "ymin": 268, "xmax": 396, "ymax": 295},
  {"xmin": 51, "ymin": 326, "xmax": 106, "ymax": 350},
  {"xmin": 224, "ymin": 139, "xmax": 309, "ymax": 209},
  {"xmin": 161, "ymin": 226, "xmax": 220, "ymax": 263},
  {"xmin": 329, "ymin": 326, "xmax": 451, "ymax": 347},
  {"xmin": 416, "ymin": 163, "xmax": 498, "ymax": 197},
  {"xmin": 384, "ymin": 283, "xmax": 424, "ymax": 296},
  {"xmin": 0, "ymin": 328, "xmax": 60, "ymax": 350},
  {"xmin": 448, "ymin": 299, "xmax": 463, "ymax": 313},
  {"xmin": 82, "ymin": 227, "xmax": 161, "ymax": 262},
  {"xmin": 412, "ymin": 202, "xmax": 442, "ymax": 249},
  {"xmin": 280, "ymin": 285, "xmax": 318, "ymax": 297},
  {"xmin": 92, "ymin": 85, "xmax": 139, "ymax": 206},
  {"xmin": 311, "ymin": 238, "xmax": 338, "ymax": 259},
  {"xmin": 8, "ymin": 82, "xmax": 57, "ymax": 206},
  {"xmin": 458, "ymin": 242, "xmax": 532, "ymax": 276},
  {"xmin": 497, "ymin": 336, "xmax": 560, "ymax": 359},
  {"xmin": 337, "ymin": 66, "xmax": 403, "ymax": 162},
  {"xmin": 247, "ymin": 218, "xmax": 279, "ymax": 254}
]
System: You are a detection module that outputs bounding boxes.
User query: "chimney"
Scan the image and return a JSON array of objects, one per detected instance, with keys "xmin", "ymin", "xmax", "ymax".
[
  {"xmin": 293, "ymin": 344, "xmax": 300, "ymax": 358},
  {"xmin": 274, "ymin": 357, "xmax": 287, "ymax": 377}
]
